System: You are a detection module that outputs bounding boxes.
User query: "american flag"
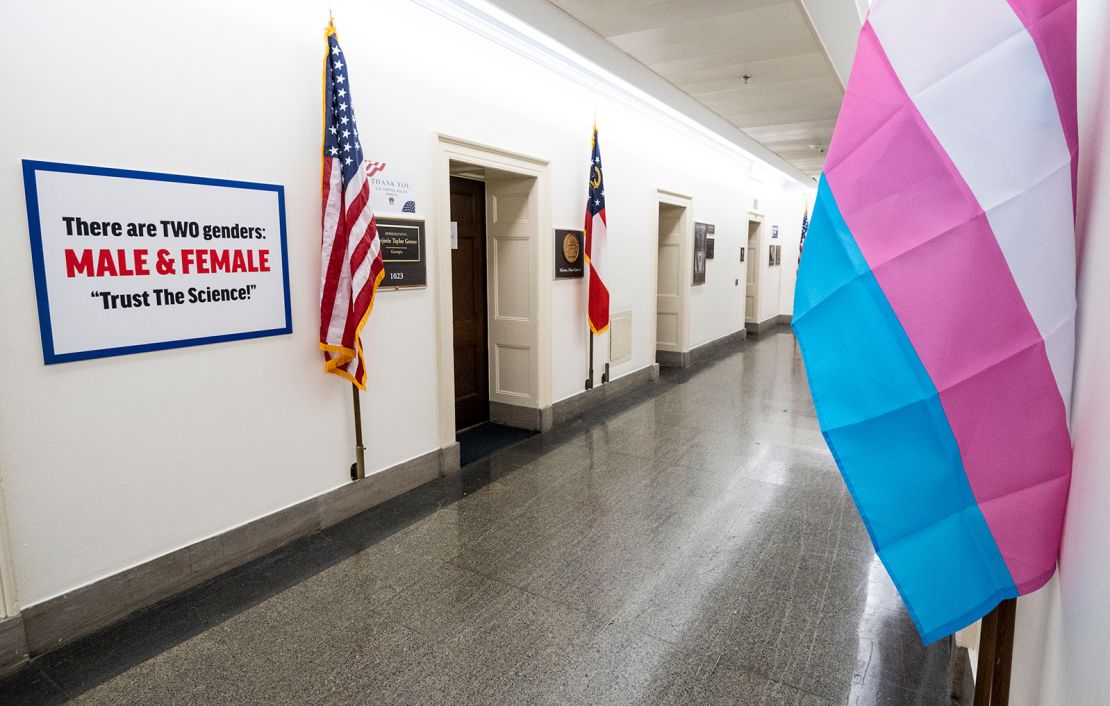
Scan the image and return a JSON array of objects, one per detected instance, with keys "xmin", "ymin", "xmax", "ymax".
[
  {"xmin": 319, "ymin": 21, "xmax": 384, "ymax": 389},
  {"xmin": 584, "ymin": 124, "xmax": 609, "ymax": 335},
  {"xmin": 797, "ymin": 203, "xmax": 809, "ymax": 265}
]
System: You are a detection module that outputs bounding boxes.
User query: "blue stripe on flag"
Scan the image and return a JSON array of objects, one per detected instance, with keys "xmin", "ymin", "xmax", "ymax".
[{"xmin": 792, "ymin": 177, "xmax": 1017, "ymax": 643}]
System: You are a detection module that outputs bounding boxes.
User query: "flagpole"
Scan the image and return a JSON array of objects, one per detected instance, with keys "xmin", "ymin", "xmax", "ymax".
[
  {"xmin": 586, "ymin": 327, "xmax": 594, "ymax": 390},
  {"xmin": 973, "ymin": 598, "xmax": 1016, "ymax": 706},
  {"xmin": 351, "ymin": 383, "xmax": 366, "ymax": 480},
  {"xmin": 586, "ymin": 110, "xmax": 596, "ymax": 391}
]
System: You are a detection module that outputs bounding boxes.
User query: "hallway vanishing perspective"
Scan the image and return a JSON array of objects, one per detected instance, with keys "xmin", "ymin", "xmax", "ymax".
[{"xmin": 1, "ymin": 330, "xmax": 955, "ymax": 705}]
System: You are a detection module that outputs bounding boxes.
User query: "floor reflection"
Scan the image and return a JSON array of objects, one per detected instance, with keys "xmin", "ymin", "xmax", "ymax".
[{"xmin": 0, "ymin": 328, "xmax": 955, "ymax": 705}]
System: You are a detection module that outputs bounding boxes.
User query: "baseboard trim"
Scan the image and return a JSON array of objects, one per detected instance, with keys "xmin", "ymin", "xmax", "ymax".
[
  {"xmin": 489, "ymin": 401, "xmax": 552, "ymax": 432},
  {"xmin": 550, "ymin": 363, "xmax": 659, "ymax": 426},
  {"xmin": 689, "ymin": 328, "xmax": 747, "ymax": 367},
  {"xmin": 746, "ymin": 314, "xmax": 792, "ymax": 334},
  {"xmin": 657, "ymin": 328, "xmax": 747, "ymax": 369},
  {"xmin": 655, "ymin": 349, "xmax": 688, "ymax": 369},
  {"xmin": 17, "ymin": 443, "xmax": 460, "ymax": 659},
  {"xmin": 0, "ymin": 614, "xmax": 29, "ymax": 678},
  {"xmin": 951, "ymin": 643, "xmax": 974, "ymax": 704}
]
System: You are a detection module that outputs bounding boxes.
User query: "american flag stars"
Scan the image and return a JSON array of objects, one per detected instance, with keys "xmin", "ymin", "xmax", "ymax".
[{"xmin": 324, "ymin": 32, "xmax": 363, "ymax": 181}]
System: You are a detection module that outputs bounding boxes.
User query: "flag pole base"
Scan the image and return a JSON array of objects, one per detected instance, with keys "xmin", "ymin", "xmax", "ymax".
[
  {"xmin": 351, "ymin": 446, "xmax": 366, "ymax": 481},
  {"xmin": 586, "ymin": 327, "xmax": 595, "ymax": 391},
  {"xmin": 602, "ymin": 362, "xmax": 609, "ymax": 384},
  {"xmin": 351, "ymin": 383, "xmax": 366, "ymax": 481}
]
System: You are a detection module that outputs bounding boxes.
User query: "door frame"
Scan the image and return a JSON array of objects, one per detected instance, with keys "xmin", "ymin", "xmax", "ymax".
[
  {"xmin": 745, "ymin": 211, "xmax": 764, "ymax": 325},
  {"xmin": 432, "ymin": 134, "xmax": 552, "ymax": 448},
  {"xmin": 0, "ymin": 474, "xmax": 16, "ymax": 617},
  {"xmin": 654, "ymin": 189, "xmax": 693, "ymax": 356}
]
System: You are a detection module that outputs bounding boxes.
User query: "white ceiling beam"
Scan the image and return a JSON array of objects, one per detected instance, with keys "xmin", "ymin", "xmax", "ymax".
[{"xmin": 793, "ymin": 0, "xmax": 865, "ymax": 88}]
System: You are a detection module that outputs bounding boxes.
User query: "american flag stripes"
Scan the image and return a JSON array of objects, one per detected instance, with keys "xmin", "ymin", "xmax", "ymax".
[
  {"xmin": 319, "ymin": 21, "xmax": 385, "ymax": 390},
  {"xmin": 584, "ymin": 124, "xmax": 609, "ymax": 335}
]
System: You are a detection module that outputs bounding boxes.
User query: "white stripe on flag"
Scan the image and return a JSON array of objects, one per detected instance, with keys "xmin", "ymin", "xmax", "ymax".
[
  {"xmin": 870, "ymin": 0, "xmax": 1076, "ymax": 420},
  {"xmin": 322, "ymin": 158, "xmax": 349, "ymax": 351},
  {"xmin": 344, "ymin": 165, "xmax": 375, "ymax": 298},
  {"xmin": 321, "ymin": 158, "xmax": 343, "ymax": 305},
  {"xmin": 590, "ymin": 212, "xmax": 608, "ymax": 282}
]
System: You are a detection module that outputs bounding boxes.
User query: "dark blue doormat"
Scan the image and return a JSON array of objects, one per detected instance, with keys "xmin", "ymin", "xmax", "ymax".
[{"xmin": 457, "ymin": 423, "xmax": 536, "ymax": 466}]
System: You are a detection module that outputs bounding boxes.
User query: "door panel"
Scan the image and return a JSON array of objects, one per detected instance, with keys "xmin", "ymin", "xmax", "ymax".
[
  {"xmin": 485, "ymin": 175, "xmax": 537, "ymax": 406},
  {"xmin": 746, "ymin": 221, "xmax": 760, "ymax": 323},
  {"xmin": 450, "ymin": 177, "xmax": 489, "ymax": 431},
  {"xmin": 656, "ymin": 205, "xmax": 685, "ymax": 352}
]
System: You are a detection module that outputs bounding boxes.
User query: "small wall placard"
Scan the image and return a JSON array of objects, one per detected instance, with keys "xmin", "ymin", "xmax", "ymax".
[
  {"xmin": 554, "ymin": 228, "xmax": 584, "ymax": 279},
  {"xmin": 22, "ymin": 160, "xmax": 291, "ymax": 364},
  {"xmin": 377, "ymin": 217, "xmax": 426, "ymax": 288},
  {"xmin": 693, "ymin": 222, "xmax": 714, "ymax": 285},
  {"xmin": 706, "ymin": 237, "xmax": 715, "ymax": 260}
]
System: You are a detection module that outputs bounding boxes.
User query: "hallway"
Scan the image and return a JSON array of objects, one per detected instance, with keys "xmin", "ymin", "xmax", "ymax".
[{"xmin": 1, "ymin": 330, "xmax": 954, "ymax": 705}]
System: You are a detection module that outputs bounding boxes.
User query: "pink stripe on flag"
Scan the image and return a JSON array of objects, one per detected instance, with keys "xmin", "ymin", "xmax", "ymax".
[
  {"xmin": 824, "ymin": 23, "xmax": 1072, "ymax": 593},
  {"xmin": 1006, "ymin": 0, "xmax": 1078, "ymax": 217}
]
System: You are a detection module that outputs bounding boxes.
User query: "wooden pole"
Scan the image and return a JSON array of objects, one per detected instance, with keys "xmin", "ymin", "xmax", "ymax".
[
  {"xmin": 351, "ymin": 383, "xmax": 365, "ymax": 480},
  {"xmin": 974, "ymin": 604, "xmax": 999, "ymax": 706},
  {"xmin": 973, "ymin": 598, "xmax": 1017, "ymax": 706},
  {"xmin": 991, "ymin": 599, "xmax": 1017, "ymax": 705}
]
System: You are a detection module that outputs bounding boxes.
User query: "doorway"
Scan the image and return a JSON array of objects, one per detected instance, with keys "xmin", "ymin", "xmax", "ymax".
[
  {"xmin": 450, "ymin": 176, "xmax": 489, "ymax": 432},
  {"xmin": 746, "ymin": 220, "xmax": 762, "ymax": 325},
  {"xmin": 434, "ymin": 135, "xmax": 553, "ymax": 451},
  {"xmin": 655, "ymin": 191, "xmax": 692, "ymax": 366}
]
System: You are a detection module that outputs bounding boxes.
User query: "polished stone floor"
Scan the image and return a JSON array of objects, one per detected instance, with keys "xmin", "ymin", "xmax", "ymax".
[{"xmin": 0, "ymin": 328, "xmax": 956, "ymax": 705}]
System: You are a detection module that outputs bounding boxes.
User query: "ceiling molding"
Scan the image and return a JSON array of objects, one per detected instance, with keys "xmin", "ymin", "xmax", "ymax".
[
  {"xmin": 793, "ymin": 0, "xmax": 847, "ymax": 90},
  {"xmin": 794, "ymin": 0, "xmax": 864, "ymax": 87},
  {"xmin": 410, "ymin": 0, "xmax": 813, "ymax": 187}
]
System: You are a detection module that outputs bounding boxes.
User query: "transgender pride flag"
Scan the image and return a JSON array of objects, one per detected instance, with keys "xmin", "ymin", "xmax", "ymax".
[{"xmin": 794, "ymin": 0, "xmax": 1076, "ymax": 644}]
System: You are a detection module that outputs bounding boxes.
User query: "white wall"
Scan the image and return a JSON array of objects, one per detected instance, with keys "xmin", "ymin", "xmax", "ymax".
[
  {"xmin": 685, "ymin": 187, "xmax": 809, "ymax": 347},
  {"xmin": 0, "ymin": 0, "xmax": 806, "ymax": 608},
  {"xmin": 1011, "ymin": 1, "xmax": 1110, "ymax": 703}
]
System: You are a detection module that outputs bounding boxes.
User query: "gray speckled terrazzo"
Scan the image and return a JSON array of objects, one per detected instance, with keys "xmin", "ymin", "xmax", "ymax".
[{"xmin": 0, "ymin": 328, "xmax": 955, "ymax": 705}]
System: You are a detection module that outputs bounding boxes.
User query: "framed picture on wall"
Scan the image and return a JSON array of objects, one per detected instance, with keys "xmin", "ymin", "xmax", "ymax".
[
  {"xmin": 554, "ymin": 228, "xmax": 584, "ymax": 279},
  {"xmin": 768, "ymin": 246, "xmax": 775, "ymax": 267},
  {"xmin": 706, "ymin": 237, "xmax": 715, "ymax": 259},
  {"xmin": 774, "ymin": 245, "xmax": 782, "ymax": 266},
  {"xmin": 739, "ymin": 246, "xmax": 745, "ymax": 263},
  {"xmin": 693, "ymin": 223, "xmax": 708, "ymax": 285}
]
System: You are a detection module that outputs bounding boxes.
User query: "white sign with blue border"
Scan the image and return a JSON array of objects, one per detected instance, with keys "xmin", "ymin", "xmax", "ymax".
[{"xmin": 23, "ymin": 161, "xmax": 292, "ymax": 364}]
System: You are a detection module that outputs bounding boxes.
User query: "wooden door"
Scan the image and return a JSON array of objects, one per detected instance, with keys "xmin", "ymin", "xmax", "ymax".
[
  {"xmin": 746, "ymin": 221, "xmax": 760, "ymax": 322},
  {"xmin": 450, "ymin": 177, "xmax": 489, "ymax": 431},
  {"xmin": 484, "ymin": 173, "xmax": 538, "ymax": 407},
  {"xmin": 656, "ymin": 204, "xmax": 685, "ymax": 352}
]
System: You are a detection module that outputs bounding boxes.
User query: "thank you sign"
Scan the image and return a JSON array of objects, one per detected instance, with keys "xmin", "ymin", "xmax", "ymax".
[{"xmin": 22, "ymin": 161, "xmax": 292, "ymax": 363}]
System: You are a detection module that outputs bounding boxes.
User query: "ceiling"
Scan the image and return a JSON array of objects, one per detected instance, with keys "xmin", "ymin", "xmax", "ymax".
[{"xmin": 544, "ymin": 0, "xmax": 845, "ymax": 178}]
